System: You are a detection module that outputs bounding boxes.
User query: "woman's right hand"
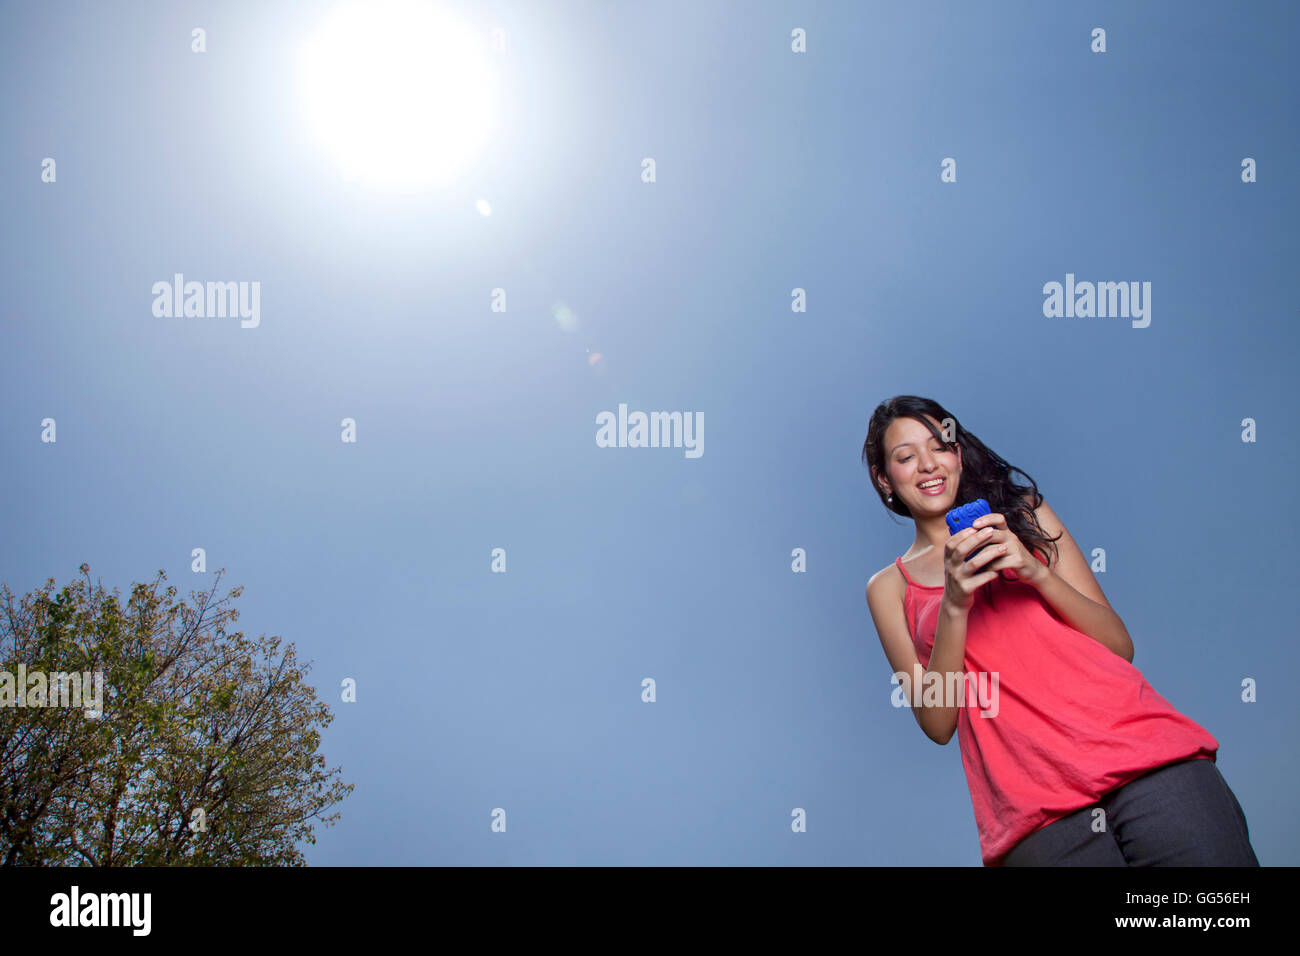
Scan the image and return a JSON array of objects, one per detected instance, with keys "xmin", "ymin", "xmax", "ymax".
[{"xmin": 942, "ymin": 525, "xmax": 1004, "ymax": 612}]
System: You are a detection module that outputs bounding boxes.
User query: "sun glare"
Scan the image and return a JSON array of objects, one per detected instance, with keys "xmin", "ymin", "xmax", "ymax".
[{"xmin": 297, "ymin": 0, "xmax": 500, "ymax": 190}]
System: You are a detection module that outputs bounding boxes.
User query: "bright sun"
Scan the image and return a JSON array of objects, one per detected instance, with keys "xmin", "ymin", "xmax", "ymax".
[{"xmin": 297, "ymin": 0, "xmax": 500, "ymax": 191}]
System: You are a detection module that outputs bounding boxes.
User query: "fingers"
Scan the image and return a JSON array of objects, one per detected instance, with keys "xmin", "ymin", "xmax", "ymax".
[
  {"xmin": 952, "ymin": 550, "xmax": 1002, "ymax": 600},
  {"xmin": 971, "ymin": 512, "xmax": 1006, "ymax": 530},
  {"xmin": 960, "ymin": 526, "xmax": 996, "ymax": 560}
]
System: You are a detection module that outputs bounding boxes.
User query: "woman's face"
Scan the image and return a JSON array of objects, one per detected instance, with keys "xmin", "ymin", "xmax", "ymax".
[{"xmin": 878, "ymin": 415, "xmax": 961, "ymax": 512}]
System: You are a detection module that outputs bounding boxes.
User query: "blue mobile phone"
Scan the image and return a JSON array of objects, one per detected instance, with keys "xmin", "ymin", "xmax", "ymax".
[{"xmin": 946, "ymin": 498, "xmax": 992, "ymax": 562}]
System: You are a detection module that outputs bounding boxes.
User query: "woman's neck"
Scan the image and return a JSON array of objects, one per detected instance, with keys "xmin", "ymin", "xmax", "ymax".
[{"xmin": 910, "ymin": 515, "xmax": 952, "ymax": 557}]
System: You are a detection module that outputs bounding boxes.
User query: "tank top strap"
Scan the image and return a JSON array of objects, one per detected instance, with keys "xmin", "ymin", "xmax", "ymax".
[{"xmin": 894, "ymin": 556, "xmax": 921, "ymax": 589}]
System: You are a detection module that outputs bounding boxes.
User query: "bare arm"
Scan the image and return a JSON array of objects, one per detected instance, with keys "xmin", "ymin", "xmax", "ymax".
[
  {"xmin": 1023, "ymin": 500, "xmax": 1134, "ymax": 663},
  {"xmin": 867, "ymin": 564, "xmax": 980, "ymax": 746},
  {"xmin": 922, "ymin": 599, "xmax": 973, "ymax": 744}
]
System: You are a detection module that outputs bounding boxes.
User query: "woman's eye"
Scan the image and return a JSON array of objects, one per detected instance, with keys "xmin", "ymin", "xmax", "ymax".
[{"xmin": 900, "ymin": 447, "xmax": 943, "ymax": 463}]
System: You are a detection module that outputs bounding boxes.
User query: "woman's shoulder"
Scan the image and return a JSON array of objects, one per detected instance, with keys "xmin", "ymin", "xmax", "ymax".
[{"xmin": 867, "ymin": 559, "xmax": 906, "ymax": 603}]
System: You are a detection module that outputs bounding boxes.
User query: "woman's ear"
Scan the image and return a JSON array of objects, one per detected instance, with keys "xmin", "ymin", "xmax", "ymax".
[{"xmin": 871, "ymin": 465, "xmax": 890, "ymax": 498}]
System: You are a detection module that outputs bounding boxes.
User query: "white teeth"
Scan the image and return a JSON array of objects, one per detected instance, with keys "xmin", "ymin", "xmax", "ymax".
[{"xmin": 919, "ymin": 479, "xmax": 944, "ymax": 489}]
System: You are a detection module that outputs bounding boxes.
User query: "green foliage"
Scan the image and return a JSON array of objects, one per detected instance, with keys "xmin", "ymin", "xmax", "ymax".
[{"xmin": 0, "ymin": 565, "xmax": 353, "ymax": 866}]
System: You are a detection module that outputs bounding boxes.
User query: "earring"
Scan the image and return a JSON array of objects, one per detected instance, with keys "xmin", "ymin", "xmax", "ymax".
[{"xmin": 887, "ymin": 494, "xmax": 893, "ymax": 503}]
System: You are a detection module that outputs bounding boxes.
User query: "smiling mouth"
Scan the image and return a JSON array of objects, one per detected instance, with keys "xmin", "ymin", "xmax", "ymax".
[{"xmin": 917, "ymin": 478, "xmax": 946, "ymax": 494}]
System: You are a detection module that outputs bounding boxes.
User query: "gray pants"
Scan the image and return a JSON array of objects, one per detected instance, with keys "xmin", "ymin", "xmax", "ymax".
[{"xmin": 1001, "ymin": 757, "xmax": 1260, "ymax": 866}]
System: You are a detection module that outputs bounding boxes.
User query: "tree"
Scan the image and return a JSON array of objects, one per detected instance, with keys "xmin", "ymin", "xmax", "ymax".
[{"xmin": 0, "ymin": 565, "xmax": 352, "ymax": 865}]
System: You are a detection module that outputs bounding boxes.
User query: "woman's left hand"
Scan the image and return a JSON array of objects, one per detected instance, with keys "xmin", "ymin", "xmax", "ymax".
[{"xmin": 971, "ymin": 512, "xmax": 1048, "ymax": 586}]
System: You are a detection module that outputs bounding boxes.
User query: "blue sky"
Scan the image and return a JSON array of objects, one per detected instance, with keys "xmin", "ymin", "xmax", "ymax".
[{"xmin": 2, "ymin": 0, "xmax": 1297, "ymax": 865}]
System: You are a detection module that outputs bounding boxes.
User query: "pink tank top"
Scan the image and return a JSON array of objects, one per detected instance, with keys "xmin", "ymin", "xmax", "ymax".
[{"xmin": 895, "ymin": 551, "xmax": 1217, "ymax": 866}]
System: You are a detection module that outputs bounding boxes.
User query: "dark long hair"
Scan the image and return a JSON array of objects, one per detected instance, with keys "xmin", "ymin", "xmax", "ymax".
[{"xmin": 862, "ymin": 396, "xmax": 1061, "ymax": 579}]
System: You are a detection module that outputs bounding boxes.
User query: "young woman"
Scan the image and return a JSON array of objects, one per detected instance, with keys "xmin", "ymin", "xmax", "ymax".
[{"xmin": 862, "ymin": 395, "xmax": 1259, "ymax": 866}]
